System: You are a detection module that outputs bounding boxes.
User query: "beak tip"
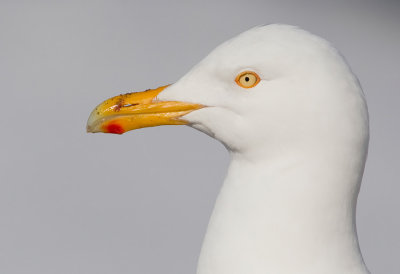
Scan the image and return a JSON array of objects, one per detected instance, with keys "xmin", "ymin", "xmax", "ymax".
[
  {"xmin": 86, "ymin": 123, "xmax": 98, "ymax": 133},
  {"xmin": 86, "ymin": 122, "xmax": 126, "ymax": 135}
]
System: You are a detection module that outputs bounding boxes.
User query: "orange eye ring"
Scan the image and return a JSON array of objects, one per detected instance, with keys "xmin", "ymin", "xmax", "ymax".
[{"xmin": 235, "ymin": 71, "xmax": 260, "ymax": 89}]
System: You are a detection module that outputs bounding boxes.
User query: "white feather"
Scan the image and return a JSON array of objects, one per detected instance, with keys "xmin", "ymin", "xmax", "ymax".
[{"xmin": 159, "ymin": 24, "xmax": 370, "ymax": 274}]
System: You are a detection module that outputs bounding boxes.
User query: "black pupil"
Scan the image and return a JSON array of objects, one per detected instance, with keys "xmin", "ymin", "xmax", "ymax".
[{"xmin": 245, "ymin": 76, "xmax": 250, "ymax": 82}]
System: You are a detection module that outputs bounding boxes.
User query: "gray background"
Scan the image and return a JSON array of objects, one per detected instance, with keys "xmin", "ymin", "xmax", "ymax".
[{"xmin": 1, "ymin": 0, "xmax": 399, "ymax": 273}]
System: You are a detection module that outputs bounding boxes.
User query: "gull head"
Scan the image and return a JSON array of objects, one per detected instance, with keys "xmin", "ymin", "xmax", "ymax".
[{"xmin": 87, "ymin": 24, "xmax": 368, "ymax": 159}]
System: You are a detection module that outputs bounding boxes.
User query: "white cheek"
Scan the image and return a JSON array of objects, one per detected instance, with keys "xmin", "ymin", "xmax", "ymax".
[
  {"xmin": 180, "ymin": 111, "xmax": 209, "ymax": 137},
  {"xmin": 183, "ymin": 107, "xmax": 246, "ymax": 151}
]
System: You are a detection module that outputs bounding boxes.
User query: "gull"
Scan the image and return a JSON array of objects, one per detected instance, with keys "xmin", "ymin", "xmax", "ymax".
[{"xmin": 87, "ymin": 24, "xmax": 370, "ymax": 274}]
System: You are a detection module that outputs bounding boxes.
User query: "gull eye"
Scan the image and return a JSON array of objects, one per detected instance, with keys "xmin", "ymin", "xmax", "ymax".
[{"xmin": 235, "ymin": 71, "xmax": 260, "ymax": 89}]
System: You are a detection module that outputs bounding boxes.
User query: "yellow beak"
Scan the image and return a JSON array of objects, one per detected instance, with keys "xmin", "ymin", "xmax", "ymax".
[{"xmin": 86, "ymin": 85, "xmax": 204, "ymax": 134}]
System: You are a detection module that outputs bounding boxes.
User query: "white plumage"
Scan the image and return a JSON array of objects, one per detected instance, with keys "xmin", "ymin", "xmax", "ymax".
[{"xmin": 158, "ymin": 25, "xmax": 370, "ymax": 274}]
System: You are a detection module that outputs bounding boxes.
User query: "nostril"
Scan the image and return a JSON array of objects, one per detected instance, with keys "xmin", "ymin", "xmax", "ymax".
[
  {"xmin": 114, "ymin": 99, "xmax": 140, "ymax": 112},
  {"xmin": 123, "ymin": 103, "xmax": 139, "ymax": 107}
]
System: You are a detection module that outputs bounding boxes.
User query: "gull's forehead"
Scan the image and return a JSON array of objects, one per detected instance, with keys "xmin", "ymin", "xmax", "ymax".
[
  {"xmin": 186, "ymin": 24, "xmax": 339, "ymax": 85},
  {"xmin": 209, "ymin": 25, "xmax": 331, "ymax": 63}
]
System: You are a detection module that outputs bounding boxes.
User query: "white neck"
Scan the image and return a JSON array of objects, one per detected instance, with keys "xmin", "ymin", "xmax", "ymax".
[{"xmin": 197, "ymin": 146, "xmax": 369, "ymax": 274}]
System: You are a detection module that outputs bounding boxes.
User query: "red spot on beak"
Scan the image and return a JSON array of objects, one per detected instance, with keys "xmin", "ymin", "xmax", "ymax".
[{"xmin": 106, "ymin": 123, "xmax": 124, "ymax": 134}]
